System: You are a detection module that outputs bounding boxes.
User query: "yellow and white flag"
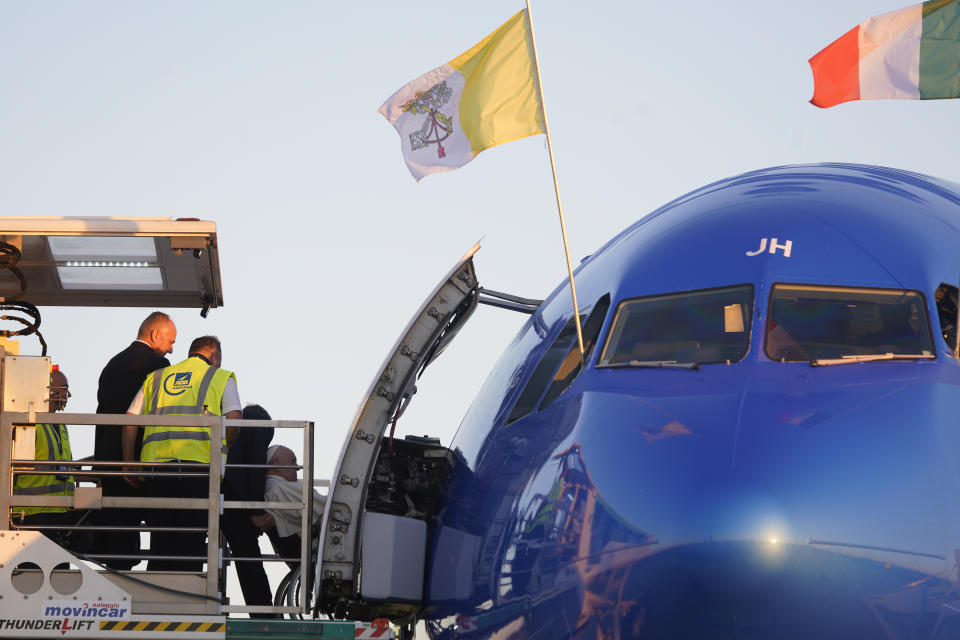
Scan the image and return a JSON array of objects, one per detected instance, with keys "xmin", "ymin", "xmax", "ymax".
[{"xmin": 378, "ymin": 10, "xmax": 545, "ymax": 181}]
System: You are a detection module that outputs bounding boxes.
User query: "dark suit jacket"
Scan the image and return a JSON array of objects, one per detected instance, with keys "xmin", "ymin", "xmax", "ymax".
[
  {"xmin": 223, "ymin": 425, "xmax": 274, "ymax": 515},
  {"xmin": 94, "ymin": 341, "xmax": 170, "ymax": 463}
]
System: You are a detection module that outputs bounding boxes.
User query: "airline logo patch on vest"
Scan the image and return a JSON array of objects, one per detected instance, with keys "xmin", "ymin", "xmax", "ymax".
[{"xmin": 163, "ymin": 372, "xmax": 193, "ymax": 396}]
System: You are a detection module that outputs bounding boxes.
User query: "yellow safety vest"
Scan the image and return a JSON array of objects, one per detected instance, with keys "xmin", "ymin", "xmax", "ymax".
[
  {"xmin": 13, "ymin": 423, "xmax": 74, "ymax": 517},
  {"xmin": 139, "ymin": 356, "xmax": 235, "ymax": 465}
]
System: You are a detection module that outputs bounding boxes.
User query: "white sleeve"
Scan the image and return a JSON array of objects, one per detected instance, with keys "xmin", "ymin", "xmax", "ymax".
[
  {"xmin": 220, "ymin": 377, "xmax": 242, "ymax": 415},
  {"xmin": 126, "ymin": 388, "xmax": 145, "ymax": 414},
  {"xmin": 267, "ymin": 480, "xmax": 308, "ymax": 538}
]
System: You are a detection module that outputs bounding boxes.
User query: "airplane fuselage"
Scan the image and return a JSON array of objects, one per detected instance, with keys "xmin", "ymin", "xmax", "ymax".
[{"xmin": 424, "ymin": 164, "xmax": 960, "ymax": 639}]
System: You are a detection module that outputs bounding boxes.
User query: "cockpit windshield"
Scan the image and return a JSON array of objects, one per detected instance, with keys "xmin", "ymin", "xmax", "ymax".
[
  {"xmin": 597, "ymin": 285, "xmax": 753, "ymax": 368},
  {"xmin": 765, "ymin": 284, "xmax": 934, "ymax": 363}
]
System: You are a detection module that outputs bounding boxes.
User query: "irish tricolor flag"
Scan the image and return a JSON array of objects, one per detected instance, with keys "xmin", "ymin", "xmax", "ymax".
[
  {"xmin": 810, "ymin": 0, "xmax": 960, "ymax": 108},
  {"xmin": 379, "ymin": 10, "xmax": 545, "ymax": 181}
]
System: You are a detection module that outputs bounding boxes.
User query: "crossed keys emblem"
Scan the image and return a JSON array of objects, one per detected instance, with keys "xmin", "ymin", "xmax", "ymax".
[{"xmin": 401, "ymin": 81, "xmax": 454, "ymax": 158}]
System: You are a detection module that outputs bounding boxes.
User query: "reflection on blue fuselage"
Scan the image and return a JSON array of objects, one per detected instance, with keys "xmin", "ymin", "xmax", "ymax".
[{"xmin": 423, "ymin": 165, "xmax": 960, "ymax": 639}]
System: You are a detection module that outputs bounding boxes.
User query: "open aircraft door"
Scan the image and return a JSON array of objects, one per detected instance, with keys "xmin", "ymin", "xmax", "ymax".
[{"xmin": 313, "ymin": 244, "xmax": 480, "ymax": 626}]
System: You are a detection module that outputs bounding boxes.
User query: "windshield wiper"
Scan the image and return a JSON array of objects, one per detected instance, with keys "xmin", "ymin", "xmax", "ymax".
[
  {"xmin": 812, "ymin": 353, "xmax": 935, "ymax": 367},
  {"xmin": 601, "ymin": 360, "xmax": 701, "ymax": 370}
]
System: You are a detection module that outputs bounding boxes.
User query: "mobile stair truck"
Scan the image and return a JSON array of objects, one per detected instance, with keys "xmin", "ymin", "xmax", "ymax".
[{"xmin": 0, "ymin": 218, "xmax": 475, "ymax": 639}]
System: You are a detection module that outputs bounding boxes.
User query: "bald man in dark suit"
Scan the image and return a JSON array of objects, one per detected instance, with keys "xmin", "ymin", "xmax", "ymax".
[{"xmin": 92, "ymin": 311, "xmax": 176, "ymax": 569}]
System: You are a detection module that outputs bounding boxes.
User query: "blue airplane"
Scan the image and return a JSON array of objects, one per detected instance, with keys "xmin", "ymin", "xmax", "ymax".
[{"xmin": 318, "ymin": 163, "xmax": 960, "ymax": 639}]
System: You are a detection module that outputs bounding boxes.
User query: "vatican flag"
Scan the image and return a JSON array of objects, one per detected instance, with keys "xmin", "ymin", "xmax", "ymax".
[{"xmin": 378, "ymin": 10, "xmax": 546, "ymax": 181}]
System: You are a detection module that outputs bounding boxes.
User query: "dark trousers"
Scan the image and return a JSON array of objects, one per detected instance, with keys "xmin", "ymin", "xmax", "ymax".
[
  {"xmin": 267, "ymin": 529, "xmax": 315, "ymax": 593},
  {"xmin": 145, "ymin": 467, "xmax": 208, "ymax": 572},
  {"xmin": 221, "ymin": 509, "xmax": 274, "ymax": 617},
  {"xmin": 91, "ymin": 477, "xmax": 144, "ymax": 570},
  {"xmin": 267, "ymin": 528, "xmax": 303, "ymax": 570}
]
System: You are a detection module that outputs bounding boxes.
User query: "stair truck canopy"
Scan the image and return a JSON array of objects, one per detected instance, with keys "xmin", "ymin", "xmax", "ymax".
[{"xmin": 0, "ymin": 217, "xmax": 222, "ymax": 310}]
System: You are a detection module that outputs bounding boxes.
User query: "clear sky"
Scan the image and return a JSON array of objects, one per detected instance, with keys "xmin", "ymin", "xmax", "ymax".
[{"xmin": 0, "ymin": 0, "xmax": 954, "ymax": 603}]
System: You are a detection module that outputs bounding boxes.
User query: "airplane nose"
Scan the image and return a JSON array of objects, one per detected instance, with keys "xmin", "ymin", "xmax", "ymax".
[{"xmin": 493, "ymin": 380, "xmax": 960, "ymax": 639}]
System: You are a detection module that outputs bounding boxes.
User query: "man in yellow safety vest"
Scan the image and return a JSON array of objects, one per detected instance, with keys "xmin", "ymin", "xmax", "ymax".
[
  {"xmin": 11, "ymin": 369, "xmax": 75, "ymax": 545},
  {"xmin": 122, "ymin": 335, "xmax": 241, "ymax": 571}
]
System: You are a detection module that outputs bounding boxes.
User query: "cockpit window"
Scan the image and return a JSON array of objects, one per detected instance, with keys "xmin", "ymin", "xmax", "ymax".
[
  {"xmin": 935, "ymin": 283, "xmax": 958, "ymax": 350},
  {"xmin": 765, "ymin": 284, "xmax": 934, "ymax": 362},
  {"xmin": 506, "ymin": 315, "xmax": 582, "ymax": 425},
  {"xmin": 538, "ymin": 294, "xmax": 611, "ymax": 411},
  {"xmin": 597, "ymin": 285, "xmax": 753, "ymax": 368},
  {"xmin": 506, "ymin": 294, "xmax": 611, "ymax": 425}
]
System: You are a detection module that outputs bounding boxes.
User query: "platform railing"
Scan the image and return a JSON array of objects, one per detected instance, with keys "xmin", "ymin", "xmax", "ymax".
[{"xmin": 0, "ymin": 411, "xmax": 316, "ymax": 618}]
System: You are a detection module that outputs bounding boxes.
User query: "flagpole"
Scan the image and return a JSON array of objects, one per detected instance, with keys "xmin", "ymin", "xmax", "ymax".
[{"xmin": 525, "ymin": 0, "xmax": 586, "ymax": 363}]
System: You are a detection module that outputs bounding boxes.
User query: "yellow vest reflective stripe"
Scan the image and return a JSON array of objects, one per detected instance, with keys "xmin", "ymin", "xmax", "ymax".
[
  {"xmin": 140, "ymin": 357, "xmax": 234, "ymax": 465},
  {"xmin": 13, "ymin": 423, "xmax": 73, "ymax": 517}
]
